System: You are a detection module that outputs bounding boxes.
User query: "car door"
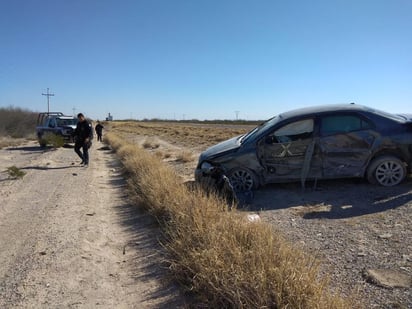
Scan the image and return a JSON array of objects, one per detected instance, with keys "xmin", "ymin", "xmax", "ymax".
[
  {"xmin": 318, "ymin": 113, "xmax": 377, "ymax": 177},
  {"xmin": 44, "ymin": 117, "xmax": 56, "ymax": 133},
  {"xmin": 258, "ymin": 118, "xmax": 322, "ymax": 182}
]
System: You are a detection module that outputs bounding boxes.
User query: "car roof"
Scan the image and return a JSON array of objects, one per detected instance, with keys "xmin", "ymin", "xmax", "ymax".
[
  {"xmin": 57, "ymin": 116, "xmax": 76, "ymax": 119},
  {"xmin": 278, "ymin": 103, "xmax": 373, "ymax": 120}
]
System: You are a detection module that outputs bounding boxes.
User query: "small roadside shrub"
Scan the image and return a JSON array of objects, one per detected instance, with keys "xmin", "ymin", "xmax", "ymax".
[
  {"xmin": 142, "ymin": 140, "xmax": 152, "ymax": 148},
  {"xmin": 40, "ymin": 133, "xmax": 65, "ymax": 148},
  {"xmin": 6, "ymin": 166, "xmax": 26, "ymax": 179},
  {"xmin": 175, "ymin": 150, "xmax": 193, "ymax": 162},
  {"xmin": 142, "ymin": 138, "xmax": 160, "ymax": 149}
]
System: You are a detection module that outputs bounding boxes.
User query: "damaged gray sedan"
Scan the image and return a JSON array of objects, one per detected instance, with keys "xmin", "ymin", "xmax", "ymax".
[{"xmin": 195, "ymin": 104, "xmax": 412, "ymax": 191}]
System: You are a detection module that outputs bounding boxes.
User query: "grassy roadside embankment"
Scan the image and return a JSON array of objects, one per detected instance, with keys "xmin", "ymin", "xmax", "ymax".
[{"xmin": 106, "ymin": 131, "xmax": 360, "ymax": 308}]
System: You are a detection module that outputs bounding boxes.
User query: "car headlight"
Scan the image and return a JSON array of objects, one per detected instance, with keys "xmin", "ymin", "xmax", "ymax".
[{"xmin": 200, "ymin": 161, "xmax": 213, "ymax": 170}]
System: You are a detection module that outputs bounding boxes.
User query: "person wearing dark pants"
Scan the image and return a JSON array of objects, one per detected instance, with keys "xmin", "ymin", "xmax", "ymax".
[
  {"xmin": 73, "ymin": 113, "xmax": 92, "ymax": 166},
  {"xmin": 95, "ymin": 121, "xmax": 104, "ymax": 142}
]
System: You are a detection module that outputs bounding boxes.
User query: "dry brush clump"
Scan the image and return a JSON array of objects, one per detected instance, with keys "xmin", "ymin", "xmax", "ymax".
[
  {"xmin": 6, "ymin": 166, "xmax": 26, "ymax": 179},
  {"xmin": 105, "ymin": 132, "xmax": 359, "ymax": 309},
  {"xmin": 175, "ymin": 150, "xmax": 194, "ymax": 163},
  {"xmin": 142, "ymin": 137, "xmax": 160, "ymax": 149}
]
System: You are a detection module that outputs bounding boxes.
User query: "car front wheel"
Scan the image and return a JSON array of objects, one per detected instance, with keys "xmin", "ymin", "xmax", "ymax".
[
  {"xmin": 228, "ymin": 168, "xmax": 258, "ymax": 192},
  {"xmin": 367, "ymin": 156, "xmax": 406, "ymax": 186}
]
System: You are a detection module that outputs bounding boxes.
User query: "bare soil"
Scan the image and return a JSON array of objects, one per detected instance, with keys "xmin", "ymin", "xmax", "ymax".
[{"xmin": 0, "ymin": 141, "xmax": 184, "ymax": 308}]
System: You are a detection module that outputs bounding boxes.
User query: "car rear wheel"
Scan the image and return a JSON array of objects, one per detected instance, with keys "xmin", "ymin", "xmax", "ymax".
[
  {"xmin": 367, "ymin": 156, "xmax": 406, "ymax": 186},
  {"xmin": 228, "ymin": 168, "xmax": 258, "ymax": 192}
]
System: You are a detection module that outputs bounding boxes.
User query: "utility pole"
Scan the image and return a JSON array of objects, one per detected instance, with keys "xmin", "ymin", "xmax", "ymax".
[
  {"xmin": 72, "ymin": 106, "xmax": 76, "ymax": 117},
  {"xmin": 235, "ymin": 111, "xmax": 240, "ymax": 120},
  {"xmin": 42, "ymin": 88, "xmax": 55, "ymax": 114}
]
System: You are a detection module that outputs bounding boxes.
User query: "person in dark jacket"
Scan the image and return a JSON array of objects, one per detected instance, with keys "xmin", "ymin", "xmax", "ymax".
[
  {"xmin": 95, "ymin": 121, "xmax": 104, "ymax": 142},
  {"xmin": 73, "ymin": 113, "xmax": 92, "ymax": 166}
]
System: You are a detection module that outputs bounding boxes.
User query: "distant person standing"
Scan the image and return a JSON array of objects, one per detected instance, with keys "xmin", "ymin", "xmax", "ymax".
[
  {"xmin": 95, "ymin": 121, "xmax": 104, "ymax": 142},
  {"xmin": 73, "ymin": 113, "xmax": 92, "ymax": 166}
]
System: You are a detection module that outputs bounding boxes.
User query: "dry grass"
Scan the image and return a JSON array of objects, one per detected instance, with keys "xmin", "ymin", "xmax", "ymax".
[
  {"xmin": 142, "ymin": 140, "xmax": 152, "ymax": 149},
  {"xmin": 109, "ymin": 121, "xmax": 252, "ymax": 151},
  {"xmin": 142, "ymin": 137, "xmax": 160, "ymax": 149},
  {"xmin": 0, "ymin": 137, "xmax": 29, "ymax": 149},
  {"xmin": 105, "ymin": 131, "xmax": 360, "ymax": 308},
  {"xmin": 0, "ymin": 107, "xmax": 37, "ymax": 138},
  {"xmin": 175, "ymin": 150, "xmax": 194, "ymax": 163},
  {"xmin": 154, "ymin": 150, "xmax": 165, "ymax": 159}
]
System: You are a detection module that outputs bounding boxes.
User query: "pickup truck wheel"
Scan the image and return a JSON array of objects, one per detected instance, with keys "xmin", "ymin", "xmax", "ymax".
[
  {"xmin": 367, "ymin": 156, "xmax": 406, "ymax": 186},
  {"xmin": 38, "ymin": 134, "xmax": 46, "ymax": 147}
]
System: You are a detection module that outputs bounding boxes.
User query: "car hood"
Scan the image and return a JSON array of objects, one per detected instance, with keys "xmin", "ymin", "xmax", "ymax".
[
  {"xmin": 61, "ymin": 125, "xmax": 77, "ymax": 130},
  {"xmin": 200, "ymin": 135, "xmax": 242, "ymax": 160}
]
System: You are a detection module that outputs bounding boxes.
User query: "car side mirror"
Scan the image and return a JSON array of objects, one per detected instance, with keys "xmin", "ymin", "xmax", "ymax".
[{"xmin": 265, "ymin": 136, "xmax": 275, "ymax": 144}]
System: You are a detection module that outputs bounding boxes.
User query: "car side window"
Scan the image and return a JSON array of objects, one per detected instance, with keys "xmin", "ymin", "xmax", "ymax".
[
  {"xmin": 48, "ymin": 118, "xmax": 56, "ymax": 128},
  {"xmin": 266, "ymin": 119, "xmax": 314, "ymax": 144},
  {"xmin": 320, "ymin": 115, "xmax": 373, "ymax": 136}
]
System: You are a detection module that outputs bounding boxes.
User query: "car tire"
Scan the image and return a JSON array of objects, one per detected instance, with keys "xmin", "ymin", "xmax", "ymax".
[
  {"xmin": 228, "ymin": 167, "xmax": 259, "ymax": 192},
  {"xmin": 38, "ymin": 134, "xmax": 46, "ymax": 147},
  {"xmin": 366, "ymin": 155, "xmax": 406, "ymax": 187}
]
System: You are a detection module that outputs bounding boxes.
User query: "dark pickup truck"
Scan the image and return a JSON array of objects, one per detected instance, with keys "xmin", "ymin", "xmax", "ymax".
[{"xmin": 36, "ymin": 112, "xmax": 78, "ymax": 147}]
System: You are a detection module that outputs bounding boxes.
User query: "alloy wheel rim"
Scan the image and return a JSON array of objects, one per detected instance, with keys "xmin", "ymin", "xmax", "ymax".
[
  {"xmin": 375, "ymin": 161, "xmax": 403, "ymax": 186},
  {"xmin": 230, "ymin": 170, "xmax": 254, "ymax": 191}
]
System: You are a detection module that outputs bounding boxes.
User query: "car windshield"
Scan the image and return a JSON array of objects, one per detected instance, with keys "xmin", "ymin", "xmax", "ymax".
[
  {"xmin": 240, "ymin": 115, "xmax": 280, "ymax": 144},
  {"xmin": 56, "ymin": 118, "xmax": 78, "ymax": 126}
]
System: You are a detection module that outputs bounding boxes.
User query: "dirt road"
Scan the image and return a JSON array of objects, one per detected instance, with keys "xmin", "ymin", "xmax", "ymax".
[{"xmin": 0, "ymin": 142, "xmax": 182, "ymax": 308}]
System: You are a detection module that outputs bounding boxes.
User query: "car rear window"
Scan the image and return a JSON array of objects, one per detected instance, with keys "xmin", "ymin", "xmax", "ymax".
[{"xmin": 320, "ymin": 115, "xmax": 373, "ymax": 135}]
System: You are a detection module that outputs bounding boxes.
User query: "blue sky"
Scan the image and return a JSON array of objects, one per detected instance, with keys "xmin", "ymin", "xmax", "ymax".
[{"xmin": 1, "ymin": 0, "xmax": 411, "ymax": 121}]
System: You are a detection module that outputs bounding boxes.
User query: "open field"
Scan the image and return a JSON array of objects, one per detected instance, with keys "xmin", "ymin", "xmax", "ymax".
[{"xmin": 109, "ymin": 121, "xmax": 412, "ymax": 309}]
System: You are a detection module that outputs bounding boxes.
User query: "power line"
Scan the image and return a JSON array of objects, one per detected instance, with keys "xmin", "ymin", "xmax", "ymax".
[{"xmin": 42, "ymin": 88, "xmax": 55, "ymax": 114}]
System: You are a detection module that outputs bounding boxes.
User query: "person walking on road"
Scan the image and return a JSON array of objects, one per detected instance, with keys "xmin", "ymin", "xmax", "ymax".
[
  {"xmin": 73, "ymin": 113, "xmax": 92, "ymax": 166},
  {"xmin": 95, "ymin": 121, "xmax": 104, "ymax": 142}
]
